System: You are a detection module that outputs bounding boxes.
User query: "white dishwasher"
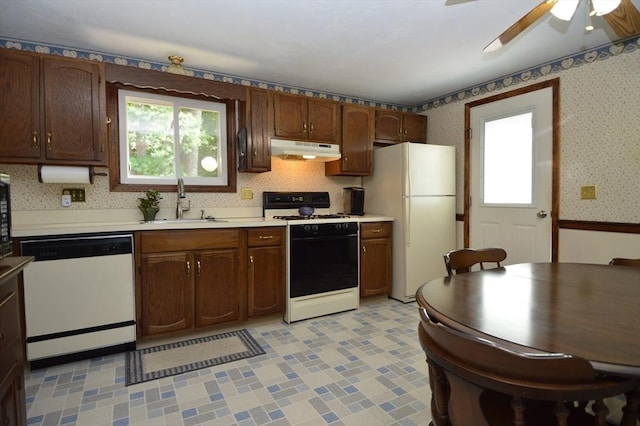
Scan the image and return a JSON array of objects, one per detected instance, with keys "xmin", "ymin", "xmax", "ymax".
[{"xmin": 20, "ymin": 233, "xmax": 136, "ymax": 368}]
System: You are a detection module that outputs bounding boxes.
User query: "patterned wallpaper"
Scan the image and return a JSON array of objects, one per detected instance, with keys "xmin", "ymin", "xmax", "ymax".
[
  {"xmin": 1, "ymin": 35, "xmax": 639, "ymax": 223},
  {"xmin": 427, "ymin": 44, "xmax": 640, "ymax": 224},
  {"xmin": 4, "ymin": 160, "xmax": 360, "ymax": 214}
]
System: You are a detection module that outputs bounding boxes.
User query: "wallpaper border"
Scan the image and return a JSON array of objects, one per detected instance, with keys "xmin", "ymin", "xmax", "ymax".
[{"xmin": 1, "ymin": 34, "xmax": 639, "ymax": 112}]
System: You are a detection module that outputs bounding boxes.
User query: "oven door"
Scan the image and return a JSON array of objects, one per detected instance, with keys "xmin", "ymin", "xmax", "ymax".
[{"xmin": 289, "ymin": 226, "xmax": 358, "ymax": 298}]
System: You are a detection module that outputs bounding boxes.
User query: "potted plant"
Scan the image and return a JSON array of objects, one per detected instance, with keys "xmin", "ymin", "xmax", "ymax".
[{"xmin": 138, "ymin": 189, "xmax": 162, "ymax": 222}]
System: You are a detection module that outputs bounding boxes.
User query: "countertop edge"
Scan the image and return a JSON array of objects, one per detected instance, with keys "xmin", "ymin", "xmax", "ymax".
[
  {"xmin": 13, "ymin": 216, "xmax": 394, "ymax": 237},
  {"xmin": 0, "ymin": 256, "xmax": 34, "ymax": 283}
]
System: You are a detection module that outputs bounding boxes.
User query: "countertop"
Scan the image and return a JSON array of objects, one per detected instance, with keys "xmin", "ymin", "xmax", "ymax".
[
  {"xmin": 0, "ymin": 256, "xmax": 34, "ymax": 283},
  {"xmin": 13, "ymin": 215, "xmax": 394, "ymax": 238}
]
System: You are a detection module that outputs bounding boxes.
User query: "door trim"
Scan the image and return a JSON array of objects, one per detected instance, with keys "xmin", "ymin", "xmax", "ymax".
[{"xmin": 463, "ymin": 78, "xmax": 560, "ymax": 261}]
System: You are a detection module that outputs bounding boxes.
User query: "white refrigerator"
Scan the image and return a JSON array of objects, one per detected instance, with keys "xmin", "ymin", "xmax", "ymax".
[{"xmin": 363, "ymin": 143, "xmax": 456, "ymax": 302}]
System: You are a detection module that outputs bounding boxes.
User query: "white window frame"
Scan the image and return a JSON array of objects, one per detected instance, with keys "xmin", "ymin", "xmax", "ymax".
[{"xmin": 118, "ymin": 90, "xmax": 228, "ymax": 187}]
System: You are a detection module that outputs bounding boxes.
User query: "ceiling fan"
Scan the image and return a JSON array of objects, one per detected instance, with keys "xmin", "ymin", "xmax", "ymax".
[{"xmin": 484, "ymin": 0, "xmax": 640, "ymax": 51}]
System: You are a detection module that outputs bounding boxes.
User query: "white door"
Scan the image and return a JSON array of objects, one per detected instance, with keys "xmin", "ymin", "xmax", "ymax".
[{"xmin": 469, "ymin": 86, "xmax": 553, "ymax": 264}]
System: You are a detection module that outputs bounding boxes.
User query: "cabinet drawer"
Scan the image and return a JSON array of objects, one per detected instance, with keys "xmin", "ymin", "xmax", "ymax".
[
  {"xmin": 140, "ymin": 229, "xmax": 240, "ymax": 253},
  {"xmin": 248, "ymin": 227, "xmax": 285, "ymax": 247},
  {"xmin": 360, "ymin": 222, "xmax": 392, "ymax": 239}
]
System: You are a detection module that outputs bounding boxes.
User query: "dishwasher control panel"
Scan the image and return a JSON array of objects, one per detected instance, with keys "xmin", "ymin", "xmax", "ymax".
[{"xmin": 20, "ymin": 233, "xmax": 133, "ymax": 261}]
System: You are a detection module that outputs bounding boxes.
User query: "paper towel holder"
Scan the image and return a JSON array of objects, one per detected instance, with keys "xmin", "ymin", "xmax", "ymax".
[{"xmin": 38, "ymin": 165, "xmax": 108, "ymax": 184}]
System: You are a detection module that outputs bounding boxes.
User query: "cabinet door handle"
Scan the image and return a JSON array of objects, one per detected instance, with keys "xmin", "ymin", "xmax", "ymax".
[
  {"xmin": 303, "ymin": 121, "xmax": 307, "ymax": 131},
  {"xmin": 186, "ymin": 261, "xmax": 191, "ymax": 276},
  {"xmin": 46, "ymin": 132, "xmax": 52, "ymax": 150},
  {"xmin": 362, "ymin": 246, "xmax": 367, "ymax": 254},
  {"xmin": 0, "ymin": 330, "xmax": 6, "ymax": 343},
  {"xmin": 309, "ymin": 122, "xmax": 314, "ymax": 133},
  {"xmin": 197, "ymin": 260, "xmax": 201, "ymax": 275},
  {"xmin": 258, "ymin": 235, "xmax": 274, "ymax": 240},
  {"xmin": 249, "ymin": 255, "xmax": 254, "ymax": 269},
  {"xmin": 253, "ymin": 149, "xmax": 258, "ymax": 158},
  {"xmin": 32, "ymin": 131, "xmax": 39, "ymax": 148}
]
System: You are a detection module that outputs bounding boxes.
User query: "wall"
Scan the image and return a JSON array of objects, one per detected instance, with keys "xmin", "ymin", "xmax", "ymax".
[
  {"xmin": 7, "ymin": 160, "xmax": 360, "ymax": 224},
  {"xmin": 3, "ymin": 36, "xmax": 640, "ymax": 262},
  {"xmin": 425, "ymin": 43, "xmax": 640, "ymax": 262}
]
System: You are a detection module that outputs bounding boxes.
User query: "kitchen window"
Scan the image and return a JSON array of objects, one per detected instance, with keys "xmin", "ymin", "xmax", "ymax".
[
  {"xmin": 118, "ymin": 90, "xmax": 227, "ymax": 186},
  {"xmin": 106, "ymin": 81, "xmax": 237, "ymax": 194}
]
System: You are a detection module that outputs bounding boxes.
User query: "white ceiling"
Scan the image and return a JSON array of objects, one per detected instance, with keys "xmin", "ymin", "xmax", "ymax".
[{"xmin": 0, "ymin": 0, "xmax": 637, "ymax": 106}]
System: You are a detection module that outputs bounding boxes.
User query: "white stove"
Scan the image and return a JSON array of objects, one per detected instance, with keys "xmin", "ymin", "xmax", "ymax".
[{"xmin": 263, "ymin": 192, "xmax": 360, "ymax": 323}]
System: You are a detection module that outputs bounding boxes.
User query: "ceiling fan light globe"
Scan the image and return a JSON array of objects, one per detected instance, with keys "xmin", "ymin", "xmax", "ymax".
[
  {"xmin": 550, "ymin": 0, "xmax": 580, "ymax": 20},
  {"xmin": 592, "ymin": 0, "xmax": 621, "ymax": 15}
]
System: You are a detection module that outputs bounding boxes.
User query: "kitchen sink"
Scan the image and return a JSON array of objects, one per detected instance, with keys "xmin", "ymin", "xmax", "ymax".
[{"xmin": 143, "ymin": 218, "xmax": 227, "ymax": 224}]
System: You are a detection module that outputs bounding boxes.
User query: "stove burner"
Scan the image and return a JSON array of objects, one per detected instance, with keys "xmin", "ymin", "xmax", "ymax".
[{"xmin": 273, "ymin": 214, "xmax": 350, "ymax": 220}]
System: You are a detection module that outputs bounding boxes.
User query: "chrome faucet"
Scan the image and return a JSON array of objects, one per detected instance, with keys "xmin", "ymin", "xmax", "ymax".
[{"xmin": 176, "ymin": 178, "xmax": 190, "ymax": 219}]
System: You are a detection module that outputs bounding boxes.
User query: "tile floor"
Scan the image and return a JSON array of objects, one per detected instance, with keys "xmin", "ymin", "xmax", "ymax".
[{"xmin": 24, "ymin": 297, "xmax": 432, "ymax": 426}]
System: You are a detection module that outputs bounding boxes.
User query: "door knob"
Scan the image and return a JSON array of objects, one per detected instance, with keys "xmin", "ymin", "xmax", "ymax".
[{"xmin": 537, "ymin": 210, "xmax": 548, "ymax": 218}]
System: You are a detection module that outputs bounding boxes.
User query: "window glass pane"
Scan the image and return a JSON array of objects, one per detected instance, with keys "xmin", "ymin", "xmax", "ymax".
[
  {"xmin": 179, "ymin": 107, "xmax": 220, "ymax": 178},
  {"xmin": 118, "ymin": 89, "xmax": 228, "ymax": 187},
  {"xmin": 483, "ymin": 112, "xmax": 533, "ymax": 205},
  {"xmin": 125, "ymin": 100, "xmax": 175, "ymax": 179}
]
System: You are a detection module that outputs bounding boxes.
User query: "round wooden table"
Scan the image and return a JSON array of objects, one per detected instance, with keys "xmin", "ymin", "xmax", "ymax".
[{"xmin": 416, "ymin": 262, "xmax": 640, "ymax": 378}]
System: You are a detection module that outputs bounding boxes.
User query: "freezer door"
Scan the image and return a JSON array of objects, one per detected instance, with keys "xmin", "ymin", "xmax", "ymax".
[
  {"xmin": 391, "ymin": 195, "xmax": 456, "ymax": 301},
  {"xmin": 406, "ymin": 143, "xmax": 456, "ymax": 196}
]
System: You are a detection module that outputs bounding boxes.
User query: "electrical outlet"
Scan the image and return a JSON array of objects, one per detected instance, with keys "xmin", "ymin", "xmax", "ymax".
[
  {"xmin": 62, "ymin": 188, "xmax": 86, "ymax": 202},
  {"xmin": 580, "ymin": 185, "xmax": 597, "ymax": 200},
  {"xmin": 241, "ymin": 188, "xmax": 253, "ymax": 200}
]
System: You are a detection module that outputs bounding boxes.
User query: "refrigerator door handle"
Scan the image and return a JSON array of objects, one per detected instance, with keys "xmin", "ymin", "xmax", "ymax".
[{"xmin": 404, "ymin": 196, "xmax": 411, "ymax": 247}]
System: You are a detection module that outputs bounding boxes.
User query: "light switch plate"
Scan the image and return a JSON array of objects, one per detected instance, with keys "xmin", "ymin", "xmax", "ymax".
[
  {"xmin": 241, "ymin": 188, "xmax": 253, "ymax": 200},
  {"xmin": 580, "ymin": 185, "xmax": 597, "ymax": 200}
]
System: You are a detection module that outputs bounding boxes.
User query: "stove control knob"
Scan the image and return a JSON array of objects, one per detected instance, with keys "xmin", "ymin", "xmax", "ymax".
[
  {"xmin": 335, "ymin": 223, "xmax": 342, "ymax": 230},
  {"xmin": 312, "ymin": 224, "xmax": 319, "ymax": 232},
  {"xmin": 303, "ymin": 225, "xmax": 312, "ymax": 232}
]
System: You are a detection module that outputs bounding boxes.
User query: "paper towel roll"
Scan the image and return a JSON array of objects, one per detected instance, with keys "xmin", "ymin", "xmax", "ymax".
[{"xmin": 38, "ymin": 165, "xmax": 91, "ymax": 184}]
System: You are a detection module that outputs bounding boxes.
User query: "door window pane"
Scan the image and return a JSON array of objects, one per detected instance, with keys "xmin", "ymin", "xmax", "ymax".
[{"xmin": 483, "ymin": 112, "xmax": 533, "ymax": 205}]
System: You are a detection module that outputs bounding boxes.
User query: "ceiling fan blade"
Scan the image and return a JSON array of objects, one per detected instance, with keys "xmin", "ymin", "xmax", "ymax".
[
  {"xmin": 602, "ymin": 0, "xmax": 640, "ymax": 38},
  {"xmin": 484, "ymin": 0, "xmax": 558, "ymax": 52}
]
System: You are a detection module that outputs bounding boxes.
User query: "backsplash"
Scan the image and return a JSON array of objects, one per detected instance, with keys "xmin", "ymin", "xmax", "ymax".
[{"xmin": 5, "ymin": 160, "xmax": 360, "ymax": 217}]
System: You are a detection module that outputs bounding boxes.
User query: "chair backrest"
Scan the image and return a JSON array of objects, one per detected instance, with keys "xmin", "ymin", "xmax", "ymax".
[
  {"xmin": 418, "ymin": 308, "xmax": 596, "ymax": 390},
  {"xmin": 609, "ymin": 257, "xmax": 640, "ymax": 267},
  {"xmin": 417, "ymin": 308, "xmax": 638, "ymax": 425},
  {"xmin": 443, "ymin": 247, "xmax": 507, "ymax": 276}
]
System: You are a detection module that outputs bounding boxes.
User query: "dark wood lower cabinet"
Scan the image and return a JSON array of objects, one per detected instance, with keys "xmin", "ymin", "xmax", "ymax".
[
  {"xmin": 140, "ymin": 252, "xmax": 194, "ymax": 335},
  {"xmin": 136, "ymin": 227, "xmax": 285, "ymax": 338},
  {"xmin": 195, "ymin": 249, "xmax": 241, "ymax": 327},
  {"xmin": 360, "ymin": 222, "xmax": 393, "ymax": 297},
  {"xmin": 247, "ymin": 227, "xmax": 285, "ymax": 317},
  {"xmin": 137, "ymin": 229, "xmax": 245, "ymax": 338},
  {"xmin": 0, "ymin": 257, "xmax": 33, "ymax": 426}
]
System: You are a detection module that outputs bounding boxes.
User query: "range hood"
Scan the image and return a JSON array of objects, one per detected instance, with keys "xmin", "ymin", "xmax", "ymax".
[{"xmin": 271, "ymin": 139, "xmax": 341, "ymax": 162}]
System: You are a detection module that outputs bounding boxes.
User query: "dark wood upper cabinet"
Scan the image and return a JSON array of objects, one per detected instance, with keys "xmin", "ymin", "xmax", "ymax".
[
  {"xmin": 326, "ymin": 104, "xmax": 374, "ymax": 176},
  {"xmin": 273, "ymin": 93, "xmax": 338, "ymax": 143},
  {"xmin": 238, "ymin": 88, "xmax": 272, "ymax": 172},
  {"xmin": 0, "ymin": 49, "xmax": 107, "ymax": 165},
  {"xmin": 0, "ymin": 50, "xmax": 40, "ymax": 161},
  {"xmin": 374, "ymin": 110, "xmax": 427, "ymax": 144}
]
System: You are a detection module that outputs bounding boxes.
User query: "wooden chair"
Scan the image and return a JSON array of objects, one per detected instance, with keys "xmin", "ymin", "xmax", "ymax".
[
  {"xmin": 609, "ymin": 258, "xmax": 640, "ymax": 267},
  {"xmin": 443, "ymin": 247, "xmax": 507, "ymax": 276},
  {"xmin": 418, "ymin": 308, "xmax": 640, "ymax": 426}
]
